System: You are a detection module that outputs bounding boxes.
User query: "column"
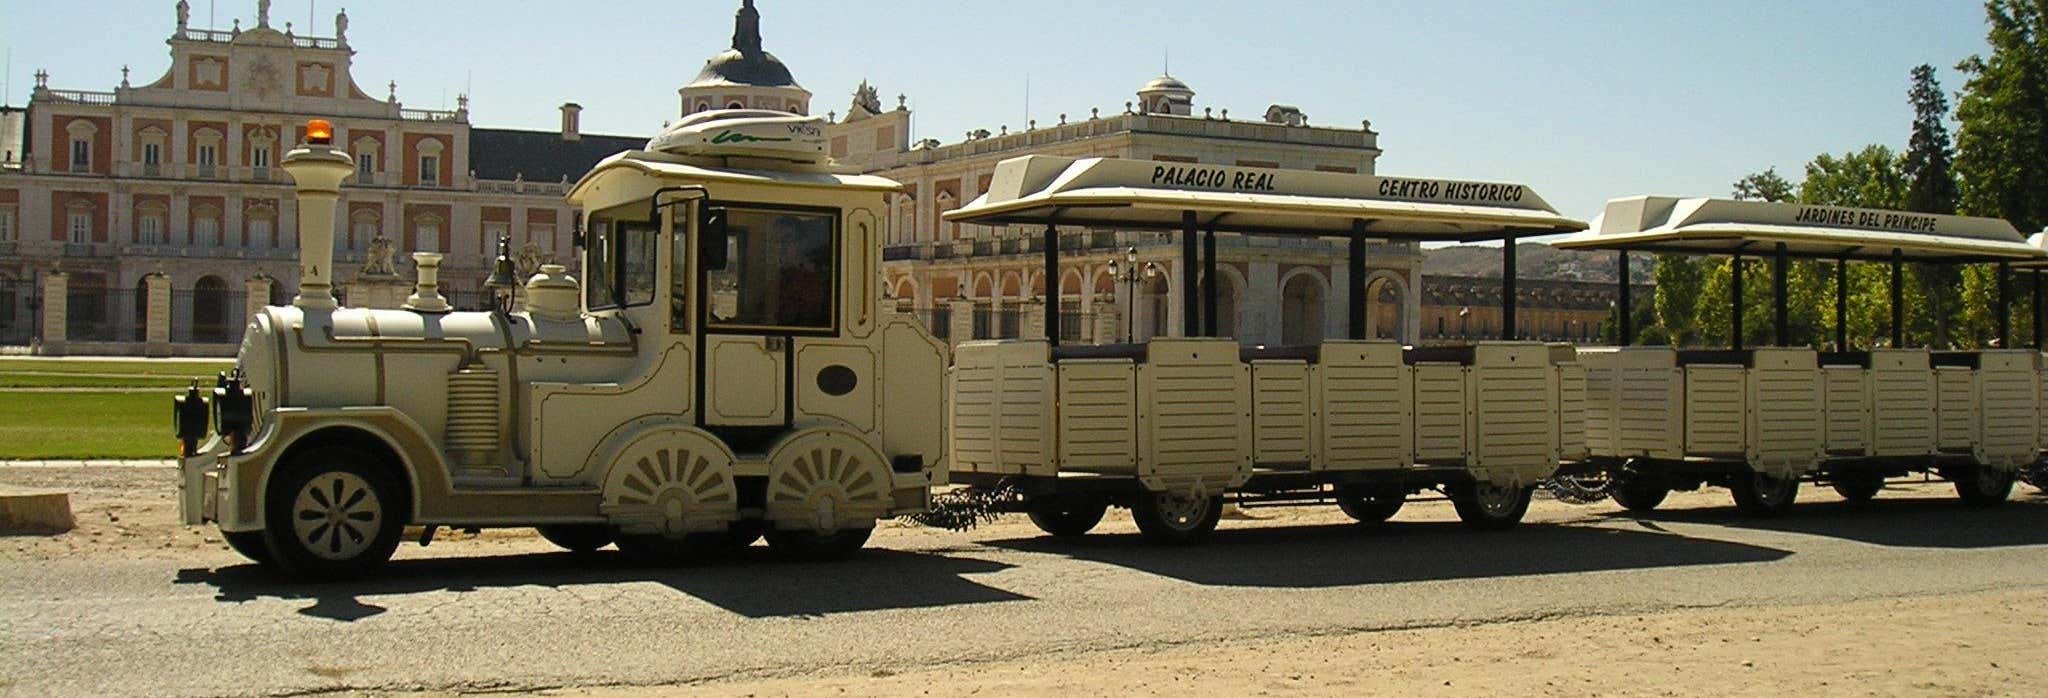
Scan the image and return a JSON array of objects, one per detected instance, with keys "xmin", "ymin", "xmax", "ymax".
[
  {"xmin": 1093, "ymin": 297, "xmax": 1119, "ymax": 345},
  {"xmin": 144, "ymin": 273, "xmax": 171, "ymax": 356},
  {"xmin": 1166, "ymin": 257, "xmax": 1186, "ymax": 338},
  {"xmin": 244, "ymin": 275, "xmax": 273, "ymax": 320},
  {"xmin": 39, "ymin": 271, "xmax": 67, "ymax": 356},
  {"xmin": 947, "ymin": 298, "xmax": 974, "ymax": 350},
  {"xmin": 1248, "ymin": 260, "xmax": 1279, "ymax": 346},
  {"xmin": 1023, "ymin": 301, "xmax": 1047, "ymax": 343},
  {"xmin": 1403, "ymin": 268, "xmax": 1423, "ymax": 345}
]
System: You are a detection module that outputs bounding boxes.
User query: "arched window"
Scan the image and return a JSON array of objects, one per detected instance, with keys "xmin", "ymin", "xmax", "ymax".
[{"xmin": 1281, "ymin": 273, "xmax": 1325, "ymax": 346}]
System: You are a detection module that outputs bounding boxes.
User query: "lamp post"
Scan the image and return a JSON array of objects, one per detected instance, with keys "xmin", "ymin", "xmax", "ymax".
[{"xmin": 1105, "ymin": 245, "xmax": 1160, "ymax": 343}]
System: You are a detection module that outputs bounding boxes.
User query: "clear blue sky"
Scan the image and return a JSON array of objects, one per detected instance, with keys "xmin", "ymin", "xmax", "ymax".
[{"xmin": 1, "ymin": 0, "xmax": 1996, "ymax": 223}]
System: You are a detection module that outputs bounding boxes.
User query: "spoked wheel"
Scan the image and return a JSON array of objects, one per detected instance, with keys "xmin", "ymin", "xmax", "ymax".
[
  {"xmin": 1607, "ymin": 476, "xmax": 1669, "ymax": 513},
  {"xmin": 1731, "ymin": 470, "xmax": 1800, "ymax": 516},
  {"xmin": 1130, "ymin": 492, "xmax": 1223, "ymax": 544},
  {"xmin": 1333, "ymin": 485, "xmax": 1406, "ymax": 524},
  {"xmin": 1829, "ymin": 473, "xmax": 1884, "ymax": 503},
  {"xmin": 1026, "ymin": 496, "xmax": 1109, "ymax": 538},
  {"xmin": 1450, "ymin": 482, "xmax": 1533, "ymax": 530},
  {"xmin": 262, "ymin": 446, "xmax": 405, "ymax": 579},
  {"xmin": 1953, "ymin": 465, "xmax": 2015, "ymax": 507},
  {"xmin": 764, "ymin": 526, "xmax": 874, "ymax": 561},
  {"xmin": 221, "ymin": 530, "xmax": 273, "ymax": 565},
  {"xmin": 536, "ymin": 524, "xmax": 615, "ymax": 553}
]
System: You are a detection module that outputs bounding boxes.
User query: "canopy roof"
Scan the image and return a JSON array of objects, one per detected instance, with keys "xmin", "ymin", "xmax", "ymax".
[
  {"xmin": 1553, "ymin": 196, "xmax": 2039, "ymax": 263},
  {"xmin": 941, "ymin": 155, "xmax": 1586, "ymax": 240},
  {"xmin": 568, "ymin": 150, "xmax": 902, "ymax": 206}
]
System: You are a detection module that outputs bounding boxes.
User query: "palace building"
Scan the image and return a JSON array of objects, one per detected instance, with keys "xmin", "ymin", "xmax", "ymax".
[
  {"xmin": 1, "ymin": 0, "xmax": 1624, "ymax": 355},
  {"xmin": 0, "ymin": 1, "xmax": 635, "ymax": 354}
]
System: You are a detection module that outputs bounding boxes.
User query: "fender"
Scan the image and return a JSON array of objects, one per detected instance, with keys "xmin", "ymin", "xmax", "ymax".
[{"xmin": 225, "ymin": 406, "xmax": 445, "ymax": 532}]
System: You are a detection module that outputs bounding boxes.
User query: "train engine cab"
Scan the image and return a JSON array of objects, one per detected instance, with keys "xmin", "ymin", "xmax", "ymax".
[{"xmin": 173, "ymin": 111, "xmax": 947, "ymax": 578}]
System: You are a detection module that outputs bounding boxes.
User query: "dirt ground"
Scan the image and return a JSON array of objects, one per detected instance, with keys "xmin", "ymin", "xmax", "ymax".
[{"xmin": 6, "ymin": 465, "xmax": 2047, "ymax": 697}]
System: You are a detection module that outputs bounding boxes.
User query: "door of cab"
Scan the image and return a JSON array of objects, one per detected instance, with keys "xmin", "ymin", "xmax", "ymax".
[{"xmin": 694, "ymin": 204, "xmax": 839, "ymax": 429}]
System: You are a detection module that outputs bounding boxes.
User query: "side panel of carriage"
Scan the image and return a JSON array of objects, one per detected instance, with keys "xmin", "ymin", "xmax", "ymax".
[
  {"xmin": 949, "ymin": 339, "xmax": 1578, "ymax": 494},
  {"xmin": 1579, "ymin": 347, "xmax": 1822, "ymax": 477}
]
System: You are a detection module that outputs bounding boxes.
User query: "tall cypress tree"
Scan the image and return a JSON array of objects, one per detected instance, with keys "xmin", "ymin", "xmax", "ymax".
[{"xmin": 1903, "ymin": 65, "xmax": 1964, "ymax": 346}]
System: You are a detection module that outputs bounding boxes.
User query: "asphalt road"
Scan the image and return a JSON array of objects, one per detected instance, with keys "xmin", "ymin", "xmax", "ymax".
[{"xmin": 5, "ymin": 483, "xmax": 2048, "ymax": 697}]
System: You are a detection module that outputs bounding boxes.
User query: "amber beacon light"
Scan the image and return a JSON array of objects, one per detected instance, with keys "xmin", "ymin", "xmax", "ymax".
[{"xmin": 305, "ymin": 118, "xmax": 334, "ymax": 145}]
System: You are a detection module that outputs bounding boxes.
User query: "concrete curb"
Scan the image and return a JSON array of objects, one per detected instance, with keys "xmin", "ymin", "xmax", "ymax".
[{"xmin": 0, "ymin": 460, "xmax": 178, "ymax": 468}]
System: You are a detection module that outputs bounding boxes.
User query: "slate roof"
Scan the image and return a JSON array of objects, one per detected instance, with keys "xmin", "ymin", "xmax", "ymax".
[{"xmin": 468, "ymin": 129, "xmax": 645, "ymax": 183}]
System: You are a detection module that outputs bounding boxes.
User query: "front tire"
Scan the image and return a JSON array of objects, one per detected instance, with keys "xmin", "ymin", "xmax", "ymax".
[
  {"xmin": 1027, "ymin": 497, "xmax": 1108, "ymax": 538},
  {"xmin": 1954, "ymin": 465, "xmax": 2014, "ymax": 507},
  {"xmin": 1333, "ymin": 485, "xmax": 1405, "ymax": 523},
  {"xmin": 1731, "ymin": 470, "xmax": 1800, "ymax": 516},
  {"xmin": 261, "ymin": 446, "xmax": 405, "ymax": 579},
  {"xmin": 1131, "ymin": 492, "xmax": 1222, "ymax": 544},
  {"xmin": 537, "ymin": 524, "xmax": 614, "ymax": 553},
  {"xmin": 222, "ymin": 530, "xmax": 274, "ymax": 566},
  {"xmin": 1450, "ymin": 482, "xmax": 1533, "ymax": 530}
]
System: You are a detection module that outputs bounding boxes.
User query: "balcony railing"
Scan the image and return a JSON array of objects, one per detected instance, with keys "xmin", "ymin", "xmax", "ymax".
[
  {"xmin": 476, "ymin": 179, "xmax": 569, "ymax": 196},
  {"xmin": 43, "ymin": 89, "xmax": 116, "ymax": 105},
  {"xmin": 399, "ymin": 108, "xmax": 463, "ymax": 123}
]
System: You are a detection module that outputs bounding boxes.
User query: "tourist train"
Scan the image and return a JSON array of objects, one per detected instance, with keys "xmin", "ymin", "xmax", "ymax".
[{"xmin": 171, "ymin": 109, "xmax": 2046, "ymax": 579}]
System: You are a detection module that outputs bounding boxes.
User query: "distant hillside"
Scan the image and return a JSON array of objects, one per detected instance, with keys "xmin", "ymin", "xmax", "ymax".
[{"xmin": 1423, "ymin": 243, "xmax": 1656, "ymax": 284}]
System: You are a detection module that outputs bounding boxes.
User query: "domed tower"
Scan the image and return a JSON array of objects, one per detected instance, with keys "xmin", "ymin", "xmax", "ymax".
[
  {"xmin": 679, "ymin": 1, "xmax": 812, "ymax": 116},
  {"xmin": 1136, "ymin": 74, "xmax": 1194, "ymax": 116}
]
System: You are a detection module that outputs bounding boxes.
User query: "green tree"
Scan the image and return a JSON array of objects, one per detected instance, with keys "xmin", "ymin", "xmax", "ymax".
[
  {"xmin": 1954, "ymin": 0, "xmax": 2048, "ymax": 233},
  {"xmin": 1651, "ymin": 255, "xmax": 1705, "ymax": 346},
  {"xmin": 1732, "ymin": 168, "xmax": 1796, "ymax": 203},
  {"xmin": 1904, "ymin": 64, "xmax": 1962, "ymax": 215}
]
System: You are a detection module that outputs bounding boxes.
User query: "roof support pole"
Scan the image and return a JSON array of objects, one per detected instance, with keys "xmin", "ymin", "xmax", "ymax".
[
  {"xmin": 1349, "ymin": 220, "xmax": 1368, "ymax": 340},
  {"xmin": 1617, "ymin": 251, "xmax": 1632, "ymax": 346},
  {"xmin": 1043, "ymin": 223, "xmax": 1060, "ymax": 345},
  {"xmin": 2034, "ymin": 272, "xmax": 2043, "ymax": 349},
  {"xmin": 1996, "ymin": 261, "xmax": 2010, "ymax": 348},
  {"xmin": 1202, "ymin": 227, "xmax": 1218, "ymax": 338},
  {"xmin": 1835, "ymin": 254, "xmax": 1849, "ymax": 353},
  {"xmin": 1502, "ymin": 234, "xmax": 1518, "ymax": 340},
  {"xmin": 1181, "ymin": 211, "xmax": 1199, "ymax": 338},
  {"xmin": 1730, "ymin": 252, "xmax": 1744, "ymax": 351},
  {"xmin": 1889, "ymin": 248, "xmax": 1904, "ymax": 348},
  {"xmin": 1773, "ymin": 243, "xmax": 1789, "ymax": 347}
]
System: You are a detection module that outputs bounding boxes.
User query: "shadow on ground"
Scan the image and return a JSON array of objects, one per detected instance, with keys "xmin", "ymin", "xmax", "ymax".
[
  {"xmin": 983, "ymin": 519, "xmax": 1791, "ymax": 588},
  {"xmin": 1600, "ymin": 486, "xmax": 2048, "ymax": 549},
  {"xmin": 174, "ymin": 546, "xmax": 1027, "ymax": 622}
]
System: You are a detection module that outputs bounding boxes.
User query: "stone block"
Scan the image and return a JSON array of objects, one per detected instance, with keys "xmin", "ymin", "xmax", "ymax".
[{"xmin": 0, "ymin": 489, "xmax": 76, "ymax": 535}]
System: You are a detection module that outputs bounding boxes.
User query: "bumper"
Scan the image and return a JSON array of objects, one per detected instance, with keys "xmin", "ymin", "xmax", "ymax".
[{"xmin": 177, "ymin": 452, "xmax": 223, "ymax": 526}]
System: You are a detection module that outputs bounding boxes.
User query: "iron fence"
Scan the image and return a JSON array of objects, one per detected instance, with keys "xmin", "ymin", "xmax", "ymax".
[
  {"xmin": 0, "ymin": 278, "xmax": 34, "ymax": 346},
  {"xmin": 171, "ymin": 288, "xmax": 248, "ymax": 344},
  {"xmin": 65, "ymin": 284, "xmax": 145, "ymax": 343}
]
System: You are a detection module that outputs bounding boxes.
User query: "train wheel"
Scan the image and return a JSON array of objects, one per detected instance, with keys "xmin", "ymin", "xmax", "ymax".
[
  {"xmin": 1334, "ymin": 486, "xmax": 1405, "ymax": 524},
  {"xmin": 1607, "ymin": 477, "xmax": 1669, "ymax": 513},
  {"xmin": 222, "ymin": 530, "xmax": 274, "ymax": 566},
  {"xmin": 1953, "ymin": 466, "xmax": 2014, "ymax": 507},
  {"xmin": 1450, "ymin": 482, "xmax": 1532, "ymax": 530},
  {"xmin": 1830, "ymin": 474, "xmax": 1884, "ymax": 503},
  {"xmin": 537, "ymin": 525, "xmax": 615, "ymax": 553},
  {"xmin": 262, "ymin": 446, "xmax": 405, "ymax": 579},
  {"xmin": 1026, "ymin": 497, "xmax": 1108, "ymax": 538},
  {"xmin": 1131, "ymin": 492, "xmax": 1222, "ymax": 544},
  {"xmin": 1731, "ymin": 471, "xmax": 1800, "ymax": 516},
  {"xmin": 764, "ymin": 526, "xmax": 874, "ymax": 561}
]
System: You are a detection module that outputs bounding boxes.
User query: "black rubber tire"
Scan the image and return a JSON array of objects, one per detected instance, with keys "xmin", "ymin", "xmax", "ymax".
[
  {"xmin": 1449, "ymin": 483, "xmax": 1533, "ymax": 530},
  {"xmin": 222, "ymin": 530, "xmax": 274, "ymax": 566},
  {"xmin": 536, "ymin": 524, "xmax": 614, "ymax": 553},
  {"xmin": 615, "ymin": 522, "xmax": 763, "ymax": 564},
  {"xmin": 261, "ymin": 445, "xmax": 406, "ymax": 580},
  {"xmin": 764, "ymin": 526, "xmax": 874, "ymax": 561},
  {"xmin": 1731, "ymin": 471, "xmax": 1800, "ymax": 516},
  {"xmin": 1026, "ymin": 497, "xmax": 1109, "ymax": 538},
  {"xmin": 1130, "ymin": 493, "xmax": 1223, "ymax": 544},
  {"xmin": 1333, "ymin": 486, "xmax": 1405, "ymax": 523},
  {"xmin": 1607, "ymin": 478, "xmax": 1669, "ymax": 513},
  {"xmin": 1953, "ymin": 466, "xmax": 2015, "ymax": 507},
  {"xmin": 1830, "ymin": 474, "xmax": 1884, "ymax": 503}
]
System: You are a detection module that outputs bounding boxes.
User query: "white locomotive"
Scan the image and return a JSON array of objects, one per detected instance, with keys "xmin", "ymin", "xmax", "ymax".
[{"xmin": 175, "ymin": 112, "xmax": 947, "ymax": 578}]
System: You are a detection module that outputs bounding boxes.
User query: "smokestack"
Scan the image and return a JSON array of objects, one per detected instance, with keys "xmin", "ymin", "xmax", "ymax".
[
  {"xmin": 279, "ymin": 119, "xmax": 352, "ymax": 311},
  {"xmin": 560, "ymin": 103, "xmax": 582, "ymax": 141}
]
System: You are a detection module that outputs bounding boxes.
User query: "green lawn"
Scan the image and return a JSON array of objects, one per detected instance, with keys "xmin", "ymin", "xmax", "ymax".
[
  {"xmin": 0, "ymin": 359, "xmax": 233, "ymax": 379},
  {"xmin": 0, "ymin": 392, "xmax": 177, "ymax": 460},
  {"xmin": 0, "ymin": 373, "xmax": 205, "ymax": 389}
]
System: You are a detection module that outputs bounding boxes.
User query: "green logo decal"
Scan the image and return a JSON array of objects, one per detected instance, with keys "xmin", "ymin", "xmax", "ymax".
[{"xmin": 711, "ymin": 130, "xmax": 794, "ymax": 144}]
